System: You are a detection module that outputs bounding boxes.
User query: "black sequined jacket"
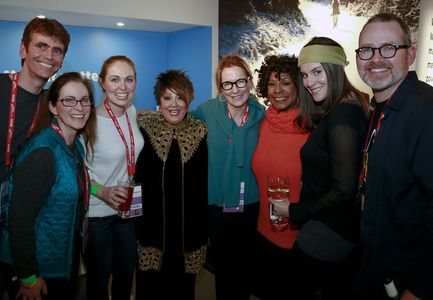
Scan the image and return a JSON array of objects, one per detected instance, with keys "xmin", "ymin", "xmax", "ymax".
[{"xmin": 135, "ymin": 113, "xmax": 208, "ymax": 274}]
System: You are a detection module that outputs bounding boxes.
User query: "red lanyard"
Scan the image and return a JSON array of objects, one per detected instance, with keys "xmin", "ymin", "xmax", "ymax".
[
  {"xmin": 104, "ymin": 99, "xmax": 136, "ymax": 176},
  {"xmin": 50, "ymin": 122, "xmax": 90, "ymax": 208},
  {"xmin": 227, "ymin": 103, "xmax": 250, "ymax": 127},
  {"xmin": 360, "ymin": 99, "xmax": 389, "ymax": 184},
  {"xmin": 5, "ymin": 73, "xmax": 41, "ymax": 168}
]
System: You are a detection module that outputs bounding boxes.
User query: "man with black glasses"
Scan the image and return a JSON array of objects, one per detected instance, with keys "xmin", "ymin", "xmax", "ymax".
[{"xmin": 354, "ymin": 12, "xmax": 433, "ymax": 300}]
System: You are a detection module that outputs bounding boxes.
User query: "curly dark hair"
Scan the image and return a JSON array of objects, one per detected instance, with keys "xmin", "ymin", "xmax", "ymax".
[{"xmin": 255, "ymin": 54, "xmax": 298, "ymax": 105}]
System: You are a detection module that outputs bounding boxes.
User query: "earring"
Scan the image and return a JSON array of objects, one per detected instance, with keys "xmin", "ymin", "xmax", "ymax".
[{"xmin": 217, "ymin": 93, "xmax": 225, "ymax": 102}]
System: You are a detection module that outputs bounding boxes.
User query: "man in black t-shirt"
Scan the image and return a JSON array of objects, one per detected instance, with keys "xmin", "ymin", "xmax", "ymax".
[
  {"xmin": 0, "ymin": 16, "xmax": 70, "ymax": 300},
  {"xmin": 354, "ymin": 13, "xmax": 433, "ymax": 300}
]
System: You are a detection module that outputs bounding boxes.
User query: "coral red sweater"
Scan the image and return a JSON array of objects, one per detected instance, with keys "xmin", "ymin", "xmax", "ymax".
[{"xmin": 252, "ymin": 106, "xmax": 309, "ymax": 249}]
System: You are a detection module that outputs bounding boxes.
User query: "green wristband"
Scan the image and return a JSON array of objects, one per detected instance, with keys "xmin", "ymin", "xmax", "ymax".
[
  {"xmin": 20, "ymin": 274, "xmax": 38, "ymax": 285},
  {"xmin": 91, "ymin": 183, "xmax": 101, "ymax": 196}
]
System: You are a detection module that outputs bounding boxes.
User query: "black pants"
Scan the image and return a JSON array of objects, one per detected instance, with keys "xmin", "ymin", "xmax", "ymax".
[
  {"xmin": 351, "ymin": 249, "xmax": 405, "ymax": 300},
  {"xmin": 256, "ymin": 234, "xmax": 294, "ymax": 300},
  {"xmin": 207, "ymin": 203, "xmax": 259, "ymax": 300},
  {"xmin": 0, "ymin": 262, "xmax": 19, "ymax": 300},
  {"xmin": 85, "ymin": 216, "xmax": 136, "ymax": 300},
  {"xmin": 136, "ymin": 270, "xmax": 196, "ymax": 300},
  {"xmin": 14, "ymin": 232, "xmax": 82, "ymax": 300},
  {"xmin": 37, "ymin": 276, "xmax": 79, "ymax": 300}
]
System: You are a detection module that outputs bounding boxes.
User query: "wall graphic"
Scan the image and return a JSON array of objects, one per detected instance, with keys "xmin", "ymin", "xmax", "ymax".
[{"xmin": 219, "ymin": 0, "xmax": 421, "ymax": 100}]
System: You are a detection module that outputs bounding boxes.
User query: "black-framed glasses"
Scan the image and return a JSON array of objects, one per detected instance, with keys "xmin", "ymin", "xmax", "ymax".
[
  {"xmin": 60, "ymin": 96, "xmax": 92, "ymax": 107},
  {"xmin": 220, "ymin": 77, "xmax": 249, "ymax": 91},
  {"xmin": 355, "ymin": 44, "xmax": 410, "ymax": 60}
]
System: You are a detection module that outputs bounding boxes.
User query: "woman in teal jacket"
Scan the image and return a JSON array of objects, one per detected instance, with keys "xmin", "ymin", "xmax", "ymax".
[
  {"xmin": 0, "ymin": 72, "xmax": 96, "ymax": 300},
  {"xmin": 193, "ymin": 54, "xmax": 265, "ymax": 300}
]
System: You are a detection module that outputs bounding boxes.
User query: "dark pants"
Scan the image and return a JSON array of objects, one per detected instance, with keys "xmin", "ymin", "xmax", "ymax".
[
  {"xmin": 256, "ymin": 234, "xmax": 294, "ymax": 300},
  {"xmin": 208, "ymin": 203, "xmax": 259, "ymax": 300},
  {"xmin": 351, "ymin": 285, "xmax": 395, "ymax": 300},
  {"xmin": 85, "ymin": 215, "xmax": 136, "ymax": 300},
  {"xmin": 37, "ymin": 275, "xmax": 79, "ymax": 300},
  {"xmin": 289, "ymin": 242, "xmax": 360, "ymax": 300},
  {"xmin": 14, "ymin": 231, "xmax": 82, "ymax": 300},
  {"xmin": 1, "ymin": 266, "xmax": 79, "ymax": 300},
  {"xmin": 351, "ymin": 249, "xmax": 404, "ymax": 300},
  {"xmin": 136, "ymin": 270, "xmax": 195, "ymax": 300}
]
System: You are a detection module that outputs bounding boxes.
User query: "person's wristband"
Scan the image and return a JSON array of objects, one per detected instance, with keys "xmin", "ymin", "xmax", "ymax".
[
  {"xmin": 91, "ymin": 183, "xmax": 101, "ymax": 196},
  {"xmin": 20, "ymin": 274, "xmax": 38, "ymax": 288}
]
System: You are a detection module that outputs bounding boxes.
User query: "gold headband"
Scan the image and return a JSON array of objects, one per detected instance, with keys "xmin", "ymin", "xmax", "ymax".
[{"xmin": 298, "ymin": 44, "xmax": 349, "ymax": 67}]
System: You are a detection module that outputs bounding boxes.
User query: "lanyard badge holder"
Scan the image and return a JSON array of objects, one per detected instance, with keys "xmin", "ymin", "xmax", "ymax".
[
  {"xmin": 223, "ymin": 181, "xmax": 245, "ymax": 213},
  {"xmin": 104, "ymin": 99, "xmax": 143, "ymax": 219},
  {"xmin": 1, "ymin": 74, "xmax": 19, "ymax": 223},
  {"xmin": 223, "ymin": 106, "xmax": 249, "ymax": 213},
  {"xmin": 2, "ymin": 73, "xmax": 41, "ymax": 222}
]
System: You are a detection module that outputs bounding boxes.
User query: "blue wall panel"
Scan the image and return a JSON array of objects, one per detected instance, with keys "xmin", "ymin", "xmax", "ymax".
[
  {"xmin": 168, "ymin": 26, "xmax": 212, "ymax": 109},
  {"xmin": 0, "ymin": 20, "xmax": 212, "ymax": 110}
]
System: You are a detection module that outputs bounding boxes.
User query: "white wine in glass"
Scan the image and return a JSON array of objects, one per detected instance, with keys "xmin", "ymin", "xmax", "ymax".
[{"xmin": 267, "ymin": 175, "xmax": 290, "ymax": 232}]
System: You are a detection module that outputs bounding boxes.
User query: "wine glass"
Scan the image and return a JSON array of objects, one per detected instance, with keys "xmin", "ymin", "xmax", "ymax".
[{"xmin": 267, "ymin": 175, "xmax": 290, "ymax": 232}]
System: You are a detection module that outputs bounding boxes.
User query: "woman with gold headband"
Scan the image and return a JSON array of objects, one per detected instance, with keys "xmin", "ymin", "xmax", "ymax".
[{"xmin": 271, "ymin": 36, "xmax": 370, "ymax": 300}]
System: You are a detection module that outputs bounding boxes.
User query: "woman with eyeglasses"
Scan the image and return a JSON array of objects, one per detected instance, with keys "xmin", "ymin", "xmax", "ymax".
[
  {"xmin": 0, "ymin": 72, "xmax": 96, "ymax": 300},
  {"xmin": 270, "ymin": 37, "xmax": 371, "ymax": 300},
  {"xmin": 82, "ymin": 55, "xmax": 144, "ymax": 300},
  {"xmin": 193, "ymin": 54, "xmax": 265, "ymax": 300}
]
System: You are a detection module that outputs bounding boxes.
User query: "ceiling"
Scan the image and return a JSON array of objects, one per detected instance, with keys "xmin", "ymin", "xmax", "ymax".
[{"xmin": 0, "ymin": 4, "xmax": 196, "ymax": 32}]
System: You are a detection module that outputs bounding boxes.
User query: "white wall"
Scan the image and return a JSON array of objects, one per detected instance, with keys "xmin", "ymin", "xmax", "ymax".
[
  {"xmin": 416, "ymin": 0, "xmax": 433, "ymax": 86},
  {"xmin": 0, "ymin": 0, "xmax": 219, "ymax": 94}
]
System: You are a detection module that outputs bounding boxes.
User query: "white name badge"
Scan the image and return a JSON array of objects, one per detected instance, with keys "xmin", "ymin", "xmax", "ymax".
[{"xmin": 222, "ymin": 181, "xmax": 245, "ymax": 213}]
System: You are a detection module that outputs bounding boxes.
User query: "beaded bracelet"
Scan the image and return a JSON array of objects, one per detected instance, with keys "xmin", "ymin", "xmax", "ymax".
[{"xmin": 91, "ymin": 183, "xmax": 101, "ymax": 196}]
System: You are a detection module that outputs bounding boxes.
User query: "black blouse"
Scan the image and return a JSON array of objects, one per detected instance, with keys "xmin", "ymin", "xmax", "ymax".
[{"xmin": 290, "ymin": 100, "xmax": 368, "ymax": 241}]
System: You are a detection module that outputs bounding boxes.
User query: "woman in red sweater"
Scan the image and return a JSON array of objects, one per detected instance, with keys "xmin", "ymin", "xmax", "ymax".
[{"xmin": 251, "ymin": 54, "xmax": 310, "ymax": 300}]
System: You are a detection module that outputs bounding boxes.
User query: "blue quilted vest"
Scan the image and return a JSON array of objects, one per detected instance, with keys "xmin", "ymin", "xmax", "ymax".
[{"xmin": 0, "ymin": 127, "xmax": 83, "ymax": 279}]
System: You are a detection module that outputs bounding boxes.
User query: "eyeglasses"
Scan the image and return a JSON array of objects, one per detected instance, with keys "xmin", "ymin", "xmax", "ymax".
[
  {"xmin": 220, "ymin": 77, "xmax": 249, "ymax": 91},
  {"xmin": 355, "ymin": 44, "xmax": 410, "ymax": 60},
  {"xmin": 59, "ymin": 96, "xmax": 92, "ymax": 107}
]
